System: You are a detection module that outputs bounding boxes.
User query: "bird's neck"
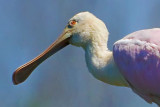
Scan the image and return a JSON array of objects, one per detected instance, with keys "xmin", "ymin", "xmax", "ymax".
[{"xmin": 84, "ymin": 42, "xmax": 129, "ymax": 87}]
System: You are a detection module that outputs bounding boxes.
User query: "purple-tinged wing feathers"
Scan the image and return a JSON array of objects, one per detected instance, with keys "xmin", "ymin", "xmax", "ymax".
[{"xmin": 113, "ymin": 28, "xmax": 160, "ymax": 104}]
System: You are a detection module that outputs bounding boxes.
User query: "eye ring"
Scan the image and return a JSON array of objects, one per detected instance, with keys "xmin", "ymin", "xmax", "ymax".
[
  {"xmin": 69, "ymin": 20, "xmax": 77, "ymax": 26},
  {"xmin": 67, "ymin": 20, "xmax": 77, "ymax": 28}
]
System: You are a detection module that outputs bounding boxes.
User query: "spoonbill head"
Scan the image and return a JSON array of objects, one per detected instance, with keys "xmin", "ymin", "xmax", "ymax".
[
  {"xmin": 13, "ymin": 12, "xmax": 160, "ymax": 106},
  {"xmin": 68, "ymin": 12, "xmax": 109, "ymax": 48},
  {"xmin": 13, "ymin": 12, "xmax": 126, "ymax": 86}
]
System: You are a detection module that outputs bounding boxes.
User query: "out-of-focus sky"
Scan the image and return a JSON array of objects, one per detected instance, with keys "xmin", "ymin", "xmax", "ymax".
[{"xmin": 1, "ymin": 0, "xmax": 160, "ymax": 107}]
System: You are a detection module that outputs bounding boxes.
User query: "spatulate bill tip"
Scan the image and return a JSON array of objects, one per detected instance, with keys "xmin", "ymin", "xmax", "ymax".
[{"xmin": 12, "ymin": 71, "xmax": 20, "ymax": 85}]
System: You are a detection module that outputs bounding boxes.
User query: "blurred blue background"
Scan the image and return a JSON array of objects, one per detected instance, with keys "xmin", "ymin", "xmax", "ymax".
[{"xmin": 1, "ymin": 0, "xmax": 160, "ymax": 107}]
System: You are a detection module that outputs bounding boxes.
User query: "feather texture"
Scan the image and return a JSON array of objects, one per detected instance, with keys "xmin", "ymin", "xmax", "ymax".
[{"xmin": 113, "ymin": 28, "xmax": 160, "ymax": 104}]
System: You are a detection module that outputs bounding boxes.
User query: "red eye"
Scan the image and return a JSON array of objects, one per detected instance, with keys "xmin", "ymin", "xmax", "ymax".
[{"xmin": 70, "ymin": 20, "xmax": 77, "ymax": 26}]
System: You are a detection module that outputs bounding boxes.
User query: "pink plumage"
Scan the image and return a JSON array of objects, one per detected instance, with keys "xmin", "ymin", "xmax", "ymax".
[{"xmin": 113, "ymin": 28, "xmax": 160, "ymax": 104}]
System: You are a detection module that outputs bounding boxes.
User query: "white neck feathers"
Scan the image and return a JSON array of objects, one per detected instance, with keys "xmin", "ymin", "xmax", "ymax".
[{"xmin": 84, "ymin": 34, "xmax": 128, "ymax": 87}]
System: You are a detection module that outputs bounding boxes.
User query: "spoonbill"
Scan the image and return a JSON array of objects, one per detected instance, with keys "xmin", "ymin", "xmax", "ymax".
[{"xmin": 13, "ymin": 12, "xmax": 160, "ymax": 106}]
